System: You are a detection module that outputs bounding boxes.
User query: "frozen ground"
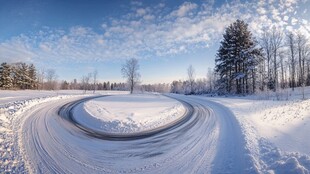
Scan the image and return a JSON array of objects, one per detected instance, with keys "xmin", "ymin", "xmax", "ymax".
[
  {"xmin": 1, "ymin": 91, "xmax": 247, "ymax": 173},
  {"xmin": 1, "ymin": 89, "xmax": 310, "ymax": 173},
  {"xmin": 202, "ymin": 92, "xmax": 310, "ymax": 173},
  {"xmin": 73, "ymin": 94, "xmax": 186, "ymax": 134}
]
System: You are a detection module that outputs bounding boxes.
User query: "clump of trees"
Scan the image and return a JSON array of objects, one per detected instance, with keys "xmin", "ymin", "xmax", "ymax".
[
  {"xmin": 170, "ymin": 19, "xmax": 310, "ymax": 98},
  {"xmin": 212, "ymin": 19, "xmax": 310, "ymax": 97},
  {"xmin": 0, "ymin": 62, "xmax": 128, "ymax": 92},
  {"xmin": 0, "ymin": 62, "xmax": 38, "ymax": 90},
  {"xmin": 170, "ymin": 66, "xmax": 216, "ymax": 95},
  {"xmin": 141, "ymin": 83, "xmax": 170, "ymax": 93},
  {"xmin": 59, "ymin": 78, "xmax": 127, "ymax": 91}
]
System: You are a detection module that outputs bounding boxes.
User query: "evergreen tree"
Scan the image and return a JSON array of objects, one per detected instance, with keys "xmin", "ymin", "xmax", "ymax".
[
  {"xmin": 0, "ymin": 63, "xmax": 13, "ymax": 89},
  {"xmin": 215, "ymin": 19, "xmax": 261, "ymax": 95},
  {"xmin": 16, "ymin": 63, "xmax": 30, "ymax": 89},
  {"xmin": 28, "ymin": 64, "xmax": 38, "ymax": 89}
]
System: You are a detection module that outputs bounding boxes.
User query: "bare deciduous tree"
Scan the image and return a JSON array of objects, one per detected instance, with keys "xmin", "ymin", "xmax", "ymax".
[
  {"xmin": 187, "ymin": 65, "xmax": 195, "ymax": 94},
  {"xmin": 296, "ymin": 33, "xmax": 310, "ymax": 99},
  {"xmin": 260, "ymin": 30, "xmax": 273, "ymax": 91},
  {"xmin": 93, "ymin": 70, "xmax": 98, "ymax": 93},
  {"xmin": 271, "ymin": 27, "xmax": 283, "ymax": 91},
  {"xmin": 46, "ymin": 69, "xmax": 57, "ymax": 90},
  {"xmin": 287, "ymin": 32, "xmax": 296, "ymax": 91},
  {"xmin": 82, "ymin": 73, "xmax": 92, "ymax": 93},
  {"xmin": 37, "ymin": 68, "xmax": 45, "ymax": 90},
  {"xmin": 207, "ymin": 68, "xmax": 214, "ymax": 93},
  {"xmin": 121, "ymin": 58, "xmax": 140, "ymax": 94}
]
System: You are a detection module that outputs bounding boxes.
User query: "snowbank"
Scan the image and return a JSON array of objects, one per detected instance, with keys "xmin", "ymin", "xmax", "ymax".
[
  {"xmin": 0, "ymin": 90, "xmax": 128, "ymax": 105},
  {"xmin": 204, "ymin": 96, "xmax": 310, "ymax": 173},
  {"xmin": 0, "ymin": 93, "xmax": 99, "ymax": 173},
  {"xmin": 72, "ymin": 94, "xmax": 186, "ymax": 134}
]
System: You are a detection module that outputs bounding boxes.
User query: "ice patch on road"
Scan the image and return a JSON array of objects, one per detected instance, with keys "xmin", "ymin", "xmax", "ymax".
[{"xmin": 73, "ymin": 94, "xmax": 186, "ymax": 134}]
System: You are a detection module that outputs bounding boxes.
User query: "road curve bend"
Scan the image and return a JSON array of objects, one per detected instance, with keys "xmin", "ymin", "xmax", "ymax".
[{"xmin": 19, "ymin": 94, "xmax": 249, "ymax": 173}]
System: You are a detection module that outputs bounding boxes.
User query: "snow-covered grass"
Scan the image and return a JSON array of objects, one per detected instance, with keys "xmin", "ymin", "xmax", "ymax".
[
  {"xmin": 3, "ymin": 88, "xmax": 310, "ymax": 173},
  {"xmin": 203, "ymin": 95, "xmax": 310, "ymax": 173},
  {"xmin": 73, "ymin": 94, "xmax": 186, "ymax": 134}
]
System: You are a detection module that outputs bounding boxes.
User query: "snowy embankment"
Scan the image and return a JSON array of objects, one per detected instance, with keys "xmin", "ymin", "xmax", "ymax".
[
  {"xmin": 205, "ymin": 96, "xmax": 310, "ymax": 173},
  {"xmin": 0, "ymin": 90, "xmax": 128, "ymax": 105},
  {"xmin": 0, "ymin": 90, "xmax": 127, "ymax": 173},
  {"xmin": 0, "ymin": 95, "xmax": 86, "ymax": 172},
  {"xmin": 72, "ymin": 94, "xmax": 186, "ymax": 134}
]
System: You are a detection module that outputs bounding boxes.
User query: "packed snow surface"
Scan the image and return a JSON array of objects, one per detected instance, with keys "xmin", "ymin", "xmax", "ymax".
[
  {"xmin": 204, "ymin": 94, "xmax": 310, "ymax": 173},
  {"xmin": 0, "ymin": 90, "xmax": 127, "ymax": 173},
  {"xmin": 2, "ymin": 89, "xmax": 310, "ymax": 173},
  {"xmin": 1, "ymin": 91, "xmax": 248, "ymax": 173},
  {"xmin": 73, "ymin": 94, "xmax": 186, "ymax": 133}
]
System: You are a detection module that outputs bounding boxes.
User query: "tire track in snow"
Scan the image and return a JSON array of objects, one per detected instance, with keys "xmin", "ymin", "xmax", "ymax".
[
  {"xmin": 58, "ymin": 95, "xmax": 194, "ymax": 140},
  {"xmin": 20, "ymin": 94, "xmax": 248, "ymax": 173}
]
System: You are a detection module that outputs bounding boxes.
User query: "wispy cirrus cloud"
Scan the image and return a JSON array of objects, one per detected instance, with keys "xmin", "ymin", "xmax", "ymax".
[{"xmin": 0, "ymin": 0, "xmax": 309, "ymax": 64}]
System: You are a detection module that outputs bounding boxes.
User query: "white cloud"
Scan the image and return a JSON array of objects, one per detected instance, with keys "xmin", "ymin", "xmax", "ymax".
[
  {"xmin": 158, "ymin": 3, "xmax": 165, "ymax": 8},
  {"xmin": 0, "ymin": 0, "xmax": 307, "ymax": 64},
  {"xmin": 291, "ymin": 17, "xmax": 298, "ymax": 25},
  {"xmin": 131, "ymin": 1, "xmax": 143, "ymax": 6},
  {"xmin": 283, "ymin": 16, "xmax": 289, "ymax": 21},
  {"xmin": 173, "ymin": 2, "xmax": 197, "ymax": 17},
  {"xmin": 257, "ymin": 7, "xmax": 267, "ymax": 15},
  {"xmin": 302, "ymin": 19, "xmax": 308, "ymax": 25},
  {"xmin": 0, "ymin": 36, "xmax": 36, "ymax": 63},
  {"xmin": 143, "ymin": 15, "xmax": 155, "ymax": 21},
  {"xmin": 136, "ymin": 8, "xmax": 147, "ymax": 16}
]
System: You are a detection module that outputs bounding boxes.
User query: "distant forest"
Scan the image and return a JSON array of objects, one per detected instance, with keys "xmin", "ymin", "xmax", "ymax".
[{"xmin": 0, "ymin": 62, "xmax": 127, "ymax": 91}]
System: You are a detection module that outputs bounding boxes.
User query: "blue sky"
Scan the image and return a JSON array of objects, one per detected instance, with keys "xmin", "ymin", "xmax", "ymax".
[{"xmin": 0, "ymin": 0, "xmax": 309, "ymax": 84}]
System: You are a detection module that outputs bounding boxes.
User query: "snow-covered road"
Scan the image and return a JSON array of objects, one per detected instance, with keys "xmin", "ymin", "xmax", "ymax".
[{"xmin": 19, "ymin": 94, "xmax": 249, "ymax": 173}]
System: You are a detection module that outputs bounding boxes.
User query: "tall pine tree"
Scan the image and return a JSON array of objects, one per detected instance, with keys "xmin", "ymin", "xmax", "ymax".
[
  {"xmin": 0, "ymin": 63, "xmax": 13, "ymax": 89},
  {"xmin": 215, "ymin": 19, "xmax": 261, "ymax": 95},
  {"xmin": 29, "ymin": 64, "xmax": 38, "ymax": 89}
]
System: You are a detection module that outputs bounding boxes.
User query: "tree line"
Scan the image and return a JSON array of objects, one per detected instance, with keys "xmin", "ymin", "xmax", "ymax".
[
  {"xmin": 59, "ymin": 79, "xmax": 127, "ymax": 91},
  {"xmin": 170, "ymin": 67, "xmax": 215, "ymax": 95},
  {"xmin": 214, "ymin": 19, "xmax": 310, "ymax": 97},
  {"xmin": 0, "ymin": 62, "xmax": 37, "ymax": 90},
  {"xmin": 170, "ymin": 19, "xmax": 310, "ymax": 97},
  {"xmin": 0, "ymin": 62, "xmax": 127, "ymax": 92}
]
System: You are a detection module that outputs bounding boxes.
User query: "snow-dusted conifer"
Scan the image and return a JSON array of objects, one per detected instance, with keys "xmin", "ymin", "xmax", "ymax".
[
  {"xmin": 0, "ymin": 62, "xmax": 13, "ymax": 89},
  {"xmin": 215, "ymin": 19, "xmax": 261, "ymax": 95},
  {"xmin": 28, "ymin": 64, "xmax": 38, "ymax": 89}
]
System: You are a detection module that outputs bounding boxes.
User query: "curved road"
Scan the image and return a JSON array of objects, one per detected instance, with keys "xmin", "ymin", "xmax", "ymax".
[{"xmin": 20, "ymin": 94, "xmax": 248, "ymax": 173}]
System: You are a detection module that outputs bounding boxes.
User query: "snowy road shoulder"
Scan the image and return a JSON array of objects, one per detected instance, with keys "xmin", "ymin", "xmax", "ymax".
[
  {"xmin": 199, "ymin": 96, "xmax": 310, "ymax": 173},
  {"xmin": 0, "ymin": 94, "xmax": 95, "ymax": 173},
  {"xmin": 71, "ymin": 94, "xmax": 186, "ymax": 134}
]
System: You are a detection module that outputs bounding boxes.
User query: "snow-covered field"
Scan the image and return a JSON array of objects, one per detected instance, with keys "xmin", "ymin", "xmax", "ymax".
[
  {"xmin": 203, "ymin": 94, "xmax": 310, "ymax": 173},
  {"xmin": 73, "ymin": 94, "xmax": 186, "ymax": 134},
  {"xmin": 1, "ymin": 89, "xmax": 310, "ymax": 173}
]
